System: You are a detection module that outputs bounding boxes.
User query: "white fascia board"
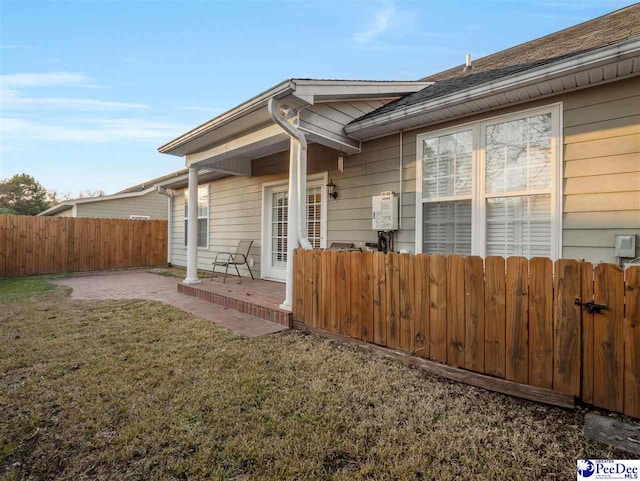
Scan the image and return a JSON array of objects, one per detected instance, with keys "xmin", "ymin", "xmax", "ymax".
[
  {"xmin": 185, "ymin": 123, "xmax": 288, "ymax": 167},
  {"xmin": 346, "ymin": 39, "xmax": 640, "ymax": 137},
  {"xmin": 38, "ymin": 202, "xmax": 74, "ymax": 216},
  {"xmin": 72, "ymin": 186, "xmax": 159, "ymax": 204},
  {"xmin": 158, "ymin": 80, "xmax": 295, "ymax": 155},
  {"xmin": 291, "ymin": 80, "xmax": 433, "ymax": 104}
]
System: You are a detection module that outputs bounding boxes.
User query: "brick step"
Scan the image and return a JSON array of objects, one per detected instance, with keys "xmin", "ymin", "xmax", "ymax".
[{"xmin": 177, "ymin": 282, "xmax": 292, "ymax": 327}]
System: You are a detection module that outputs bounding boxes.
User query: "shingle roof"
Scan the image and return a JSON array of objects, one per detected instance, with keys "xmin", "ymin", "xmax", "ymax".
[{"xmin": 353, "ymin": 3, "xmax": 640, "ymax": 124}]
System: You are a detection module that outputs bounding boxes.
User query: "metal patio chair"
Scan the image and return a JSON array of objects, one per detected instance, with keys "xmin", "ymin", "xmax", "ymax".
[{"xmin": 211, "ymin": 240, "xmax": 255, "ymax": 283}]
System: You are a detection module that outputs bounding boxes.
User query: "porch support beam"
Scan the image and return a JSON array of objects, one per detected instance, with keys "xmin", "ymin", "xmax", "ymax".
[
  {"xmin": 281, "ymin": 138, "xmax": 300, "ymax": 310},
  {"xmin": 183, "ymin": 166, "xmax": 201, "ymax": 285}
]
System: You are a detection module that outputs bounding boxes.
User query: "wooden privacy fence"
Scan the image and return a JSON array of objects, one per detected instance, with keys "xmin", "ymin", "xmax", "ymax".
[
  {"xmin": 292, "ymin": 249, "xmax": 640, "ymax": 418},
  {"xmin": 0, "ymin": 215, "xmax": 168, "ymax": 277}
]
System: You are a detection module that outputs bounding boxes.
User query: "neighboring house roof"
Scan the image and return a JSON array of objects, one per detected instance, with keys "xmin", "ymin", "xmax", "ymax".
[
  {"xmin": 115, "ymin": 169, "xmax": 188, "ymax": 194},
  {"xmin": 39, "ymin": 187, "xmax": 159, "ymax": 216},
  {"xmin": 349, "ymin": 3, "xmax": 640, "ymax": 130},
  {"xmin": 39, "ymin": 170, "xmax": 186, "ymax": 216}
]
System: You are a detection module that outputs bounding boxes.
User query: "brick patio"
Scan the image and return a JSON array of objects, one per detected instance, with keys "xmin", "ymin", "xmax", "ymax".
[
  {"xmin": 177, "ymin": 276, "xmax": 291, "ymax": 327},
  {"xmin": 50, "ymin": 270, "xmax": 288, "ymax": 337}
]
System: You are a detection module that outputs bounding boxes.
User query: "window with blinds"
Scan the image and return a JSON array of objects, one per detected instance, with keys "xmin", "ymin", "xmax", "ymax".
[
  {"xmin": 421, "ymin": 130, "xmax": 473, "ymax": 255},
  {"xmin": 184, "ymin": 185, "xmax": 209, "ymax": 248},
  {"xmin": 416, "ymin": 105, "xmax": 560, "ymax": 259}
]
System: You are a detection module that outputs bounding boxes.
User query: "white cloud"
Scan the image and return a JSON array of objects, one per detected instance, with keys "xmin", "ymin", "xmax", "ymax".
[
  {"xmin": 1, "ymin": 71, "xmax": 94, "ymax": 88},
  {"xmin": 184, "ymin": 106, "xmax": 224, "ymax": 114},
  {"xmin": 0, "ymin": 117, "xmax": 189, "ymax": 143},
  {"xmin": 0, "ymin": 44, "xmax": 31, "ymax": 50},
  {"xmin": 353, "ymin": 6, "xmax": 396, "ymax": 44},
  {"xmin": 0, "ymin": 71, "xmax": 148, "ymax": 111}
]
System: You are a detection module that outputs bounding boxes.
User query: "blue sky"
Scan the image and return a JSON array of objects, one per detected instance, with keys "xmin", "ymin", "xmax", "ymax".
[{"xmin": 0, "ymin": 0, "xmax": 633, "ymax": 196}]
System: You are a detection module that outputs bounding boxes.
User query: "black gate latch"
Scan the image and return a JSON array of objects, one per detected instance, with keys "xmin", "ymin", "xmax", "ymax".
[{"xmin": 574, "ymin": 298, "xmax": 608, "ymax": 314}]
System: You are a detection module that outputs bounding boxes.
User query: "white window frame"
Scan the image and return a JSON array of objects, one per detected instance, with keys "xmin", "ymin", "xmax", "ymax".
[
  {"xmin": 184, "ymin": 184, "xmax": 210, "ymax": 250},
  {"xmin": 129, "ymin": 215, "xmax": 150, "ymax": 220},
  {"xmin": 415, "ymin": 103, "xmax": 563, "ymax": 259}
]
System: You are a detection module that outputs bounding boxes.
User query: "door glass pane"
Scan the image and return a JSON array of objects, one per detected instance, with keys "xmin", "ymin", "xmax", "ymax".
[
  {"xmin": 306, "ymin": 186, "xmax": 322, "ymax": 249},
  {"xmin": 485, "ymin": 114, "xmax": 552, "ymax": 194},
  {"xmin": 423, "ymin": 130, "xmax": 472, "ymax": 200},
  {"xmin": 271, "ymin": 191, "xmax": 288, "ymax": 267},
  {"xmin": 486, "ymin": 194, "xmax": 551, "ymax": 258},
  {"xmin": 422, "ymin": 200, "xmax": 471, "ymax": 255}
]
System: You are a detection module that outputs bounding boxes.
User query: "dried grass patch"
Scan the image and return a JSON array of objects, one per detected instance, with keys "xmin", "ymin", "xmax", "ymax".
[{"xmin": 0, "ymin": 281, "xmax": 619, "ymax": 480}]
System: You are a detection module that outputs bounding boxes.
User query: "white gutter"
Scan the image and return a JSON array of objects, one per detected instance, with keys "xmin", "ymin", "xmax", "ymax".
[
  {"xmin": 267, "ymin": 97, "xmax": 312, "ymax": 250},
  {"xmin": 157, "ymin": 186, "xmax": 173, "ymax": 265},
  {"xmin": 346, "ymin": 38, "xmax": 640, "ymax": 136}
]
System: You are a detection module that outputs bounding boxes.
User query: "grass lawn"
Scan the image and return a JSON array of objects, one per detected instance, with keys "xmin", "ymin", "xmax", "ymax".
[{"xmin": 0, "ymin": 276, "xmax": 620, "ymax": 480}]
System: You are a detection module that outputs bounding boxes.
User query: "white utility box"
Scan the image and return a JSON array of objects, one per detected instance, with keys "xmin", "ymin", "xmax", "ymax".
[
  {"xmin": 372, "ymin": 192, "xmax": 399, "ymax": 231},
  {"xmin": 615, "ymin": 234, "xmax": 636, "ymax": 258}
]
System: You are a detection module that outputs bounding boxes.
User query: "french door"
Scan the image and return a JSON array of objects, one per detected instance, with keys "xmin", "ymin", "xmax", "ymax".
[{"xmin": 263, "ymin": 178, "xmax": 326, "ymax": 281}]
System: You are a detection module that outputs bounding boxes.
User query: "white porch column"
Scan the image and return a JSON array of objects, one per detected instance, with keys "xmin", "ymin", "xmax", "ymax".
[
  {"xmin": 280, "ymin": 139, "xmax": 300, "ymax": 311},
  {"xmin": 183, "ymin": 166, "xmax": 201, "ymax": 284}
]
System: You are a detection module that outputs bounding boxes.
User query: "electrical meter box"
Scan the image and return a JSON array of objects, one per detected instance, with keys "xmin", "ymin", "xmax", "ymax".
[{"xmin": 372, "ymin": 192, "xmax": 398, "ymax": 231}]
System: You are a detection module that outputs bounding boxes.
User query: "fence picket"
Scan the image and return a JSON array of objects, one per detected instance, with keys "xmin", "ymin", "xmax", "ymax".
[
  {"xmin": 350, "ymin": 251, "xmax": 362, "ymax": 339},
  {"xmin": 464, "ymin": 256, "xmax": 485, "ymax": 373},
  {"xmin": 625, "ymin": 266, "xmax": 640, "ymax": 418},
  {"xmin": 304, "ymin": 249, "xmax": 314, "ymax": 326},
  {"xmin": 385, "ymin": 252, "xmax": 400, "ymax": 349},
  {"xmin": 399, "ymin": 253, "xmax": 415, "ymax": 351},
  {"xmin": 0, "ymin": 215, "xmax": 6, "ymax": 277},
  {"xmin": 593, "ymin": 263, "xmax": 624, "ymax": 412},
  {"xmin": 312, "ymin": 250, "xmax": 322, "ymax": 329},
  {"xmin": 485, "ymin": 256, "xmax": 506, "ymax": 378},
  {"xmin": 320, "ymin": 250, "xmax": 331, "ymax": 330},
  {"xmin": 361, "ymin": 251, "xmax": 374, "ymax": 342},
  {"xmin": 293, "ymin": 249, "xmax": 304, "ymax": 322},
  {"xmin": 529, "ymin": 257, "xmax": 553, "ymax": 389},
  {"xmin": 506, "ymin": 257, "xmax": 529, "ymax": 384},
  {"xmin": 339, "ymin": 251, "xmax": 352, "ymax": 336},
  {"xmin": 447, "ymin": 255, "xmax": 465, "ymax": 368},
  {"xmin": 430, "ymin": 254, "xmax": 447, "ymax": 363},
  {"xmin": 553, "ymin": 259, "xmax": 581, "ymax": 395},
  {"xmin": 373, "ymin": 252, "xmax": 387, "ymax": 346},
  {"xmin": 414, "ymin": 254, "xmax": 430, "ymax": 358},
  {"xmin": 580, "ymin": 261, "xmax": 595, "ymax": 404}
]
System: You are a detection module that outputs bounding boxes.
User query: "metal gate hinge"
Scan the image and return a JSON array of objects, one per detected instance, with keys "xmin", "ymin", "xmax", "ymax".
[{"xmin": 574, "ymin": 298, "xmax": 608, "ymax": 314}]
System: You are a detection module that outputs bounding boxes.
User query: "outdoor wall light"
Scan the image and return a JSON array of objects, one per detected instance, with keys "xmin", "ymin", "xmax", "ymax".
[{"xmin": 327, "ymin": 180, "xmax": 338, "ymax": 203}]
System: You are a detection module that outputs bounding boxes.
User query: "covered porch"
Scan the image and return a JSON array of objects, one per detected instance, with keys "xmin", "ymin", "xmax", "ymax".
[{"xmin": 157, "ymin": 79, "xmax": 430, "ymax": 310}]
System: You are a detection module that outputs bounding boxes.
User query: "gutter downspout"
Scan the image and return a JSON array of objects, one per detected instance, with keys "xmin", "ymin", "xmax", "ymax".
[
  {"xmin": 157, "ymin": 186, "xmax": 173, "ymax": 266},
  {"xmin": 398, "ymin": 130, "xmax": 403, "ymax": 230},
  {"xmin": 267, "ymin": 98, "xmax": 312, "ymax": 251},
  {"xmin": 268, "ymin": 98, "xmax": 312, "ymax": 312}
]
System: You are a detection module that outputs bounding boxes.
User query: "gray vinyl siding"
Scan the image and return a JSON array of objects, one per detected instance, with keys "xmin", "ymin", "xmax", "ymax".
[
  {"xmin": 171, "ymin": 76, "xmax": 640, "ymax": 274},
  {"xmin": 170, "ymin": 144, "xmax": 337, "ymax": 277},
  {"xmin": 74, "ymin": 190, "xmax": 169, "ymax": 220},
  {"xmin": 339, "ymin": 76, "xmax": 639, "ymax": 263}
]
